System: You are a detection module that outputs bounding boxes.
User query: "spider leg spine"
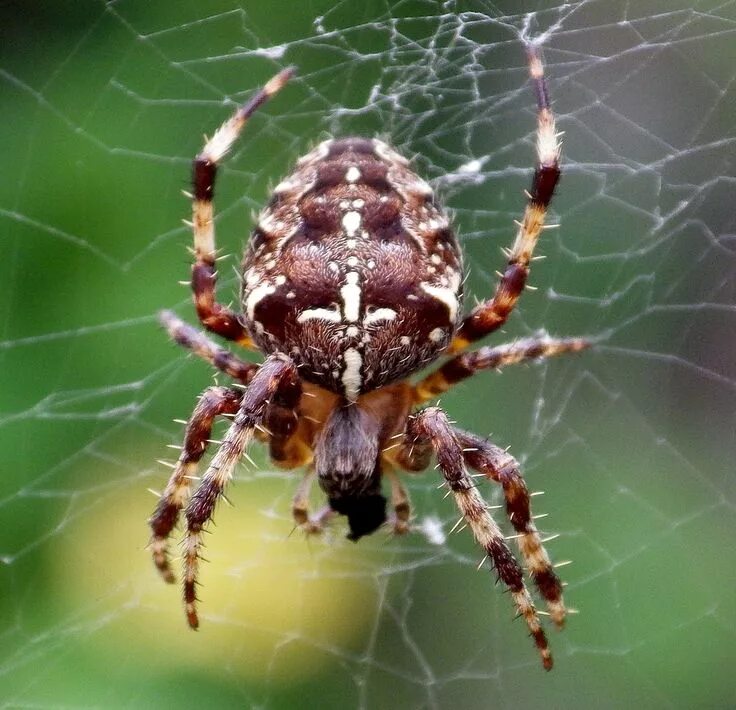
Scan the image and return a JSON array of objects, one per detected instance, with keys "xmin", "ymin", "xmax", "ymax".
[
  {"xmin": 457, "ymin": 430, "xmax": 567, "ymax": 628},
  {"xmin": 414, "ymin": 334, "xmax": 589, "ymax": 404},
  {"xmin": 159, "ymin": 310, "xmax": 258, "ymax": 383}
]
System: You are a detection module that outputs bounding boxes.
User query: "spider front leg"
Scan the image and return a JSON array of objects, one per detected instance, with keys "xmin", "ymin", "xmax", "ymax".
[
  {"xmin": 405, "ymin": 406, "xmax": 554, "ymax": 670},
  {"xmin": 189, "ymin": 68, "xmax": 294, "ymax": 346},
  {"xmin": 149, "ymin": 386, "xmax": 243, "ymax": 582},
  {"xmin": 181, "ymin": 353, "xmax": 300, "ymax": 628},
  {"xmin": 450, "ymin": 45, "xmax": 560, "ymax": 353}
]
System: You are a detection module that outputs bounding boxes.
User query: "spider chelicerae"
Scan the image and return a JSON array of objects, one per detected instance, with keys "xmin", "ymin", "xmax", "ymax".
[{"xmin": 149, "ymin": 45, "xmax": 589, "ymax": 670}]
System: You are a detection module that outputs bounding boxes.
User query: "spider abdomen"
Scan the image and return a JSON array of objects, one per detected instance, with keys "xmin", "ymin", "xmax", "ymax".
[{"xmin": 241, "ymin": 137, "xmax": 464, "ymax": 400}]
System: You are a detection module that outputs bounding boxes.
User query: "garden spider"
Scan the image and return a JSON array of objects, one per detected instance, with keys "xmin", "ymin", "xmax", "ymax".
[{"xmin": 149, "ymin": 45, "xmax": 589, "ymax": 670}]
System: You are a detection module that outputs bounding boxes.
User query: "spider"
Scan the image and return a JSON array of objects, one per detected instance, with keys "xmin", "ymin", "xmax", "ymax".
[{"xmin": 149, "ymin": 45, "xmax": 589, "ymax": 671}]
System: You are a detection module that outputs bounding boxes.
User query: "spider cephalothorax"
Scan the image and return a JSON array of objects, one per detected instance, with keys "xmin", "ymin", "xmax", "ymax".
[{"xmin": 150, "ymin": 47, "xmax": 589, "ymax": 670}]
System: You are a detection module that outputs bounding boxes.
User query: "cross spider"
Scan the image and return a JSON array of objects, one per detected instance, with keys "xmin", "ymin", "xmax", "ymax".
[{"xmin": 149, "ymin": 46, "xmax": 589, "ymax": 670}]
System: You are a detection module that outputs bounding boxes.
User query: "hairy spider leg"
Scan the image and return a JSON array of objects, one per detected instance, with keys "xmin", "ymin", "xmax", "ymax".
[
  {"xmin": 263, "ymin": 377, "xmax": 313, "ymax": 470},
  {"xmin": 181, "ymin": 354, "xmax": 300, "ymax": 628},
  {"xmin": 149, "ymin": 386, "xmax": 243, "ymax": 582},
  {"xmin": 414, "ymin": 333, "xmax": 589, "ymax": 404},
  {"xmin": 159, "ymin": 311, "xmax": 313, "ymax": 470},
  {"xmin": 190, "ymin": 67, "xmax": 295, "ymax": 348},
  {"xmin": 454, "ymin": 429, "xmax": 567, "ymax": 627},
  {"xmin": 404, "ymin": 407, "xmax": 554, "ymax": 670},
  {"xmin": 385, "ymin": 469, "xmax": 412, "ymax": 534},
  {"xmin": 159, "ymin": 310, "xmax": 259, "ymax": 383},
  {"xmin": 291, "ymin": 471, "xmax": 336, "ymax": 534},
  {"xmin": 450, "ymin": 45, "xmax": 561, "ymax": 353}
]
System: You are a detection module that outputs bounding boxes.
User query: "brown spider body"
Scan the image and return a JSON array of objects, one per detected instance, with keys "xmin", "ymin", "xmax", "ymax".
[
  {"xmin": 239, "ymin": 137, "xmax": 464, "ymax": 532},
  {"xmin": 150, "ymin": 51, "xmax": 591, "ymax": 670},
  {"xmin": 241, "ymin": 137, "xmax": 463, "ymax": 400}
]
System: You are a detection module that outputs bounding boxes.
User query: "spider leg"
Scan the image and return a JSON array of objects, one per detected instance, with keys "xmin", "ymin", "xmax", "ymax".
[
  {"xmin": 454, "ymin": 429, "xmax": 566, "ymax": 627},
  {"xmin": 385, "ymin": 470, "xmax": 411, "ymax": 535},
  {"xmin": 292, "ymin": 471, "xmax": 336, "ymax": 534},
  {"xmin": 292, "ymin": 470, "xmax": 316, "ymax": 528},
  {"xmin": 264, "ymin": 389, "xmax": 312, "ymax": 470},
  {"xmin": 414, "ymin": 332, "xmax": 588, "ymax": 404},
  {"xmin": 189, "ymin": 68, "xmax": 294, "ymax": 346},
  {"xmin": 450, "ymin": 45, "xmax": 560, "ymax": 353},
  {"xmin": 392, "ymin": 431, "xmax": 432, "ymax": 473},
  {"xmin": 405, "ymin": 406, "xmax": 554, "ymax": 670},
  {"xmin": 149, "ymin": 386, "xmax": 243, "ymax": 582},
  {"xmin": 159, "ymin": 310, "xmax": 259, "ymax": 383},
  {"xmin": 181, "ymin": 353, "xmax": 300, "ymax": 628}
]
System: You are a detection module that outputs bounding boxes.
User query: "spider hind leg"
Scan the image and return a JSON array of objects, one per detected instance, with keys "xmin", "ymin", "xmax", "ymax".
[
  {"xmin": 188, "ymin": 68, "xmax": 294, "ymax": 346},
  {"xmin": 455, "ymin": 429, "xmax": 566, "ymax": 627},
  {"xmin": 404, "ymin": 406, "xmax": 556, "ymax": 670}
]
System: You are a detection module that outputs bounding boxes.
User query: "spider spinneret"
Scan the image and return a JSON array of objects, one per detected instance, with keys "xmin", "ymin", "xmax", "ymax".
[{"xmin": 150, "ymin": 48, "xmax": 589, "ymax": 671}]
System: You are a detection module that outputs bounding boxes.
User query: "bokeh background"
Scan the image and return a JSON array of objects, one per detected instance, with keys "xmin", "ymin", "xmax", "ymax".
[{"xmin": 1, "ymin": 1, "xmax": 734, "ymax": 708}]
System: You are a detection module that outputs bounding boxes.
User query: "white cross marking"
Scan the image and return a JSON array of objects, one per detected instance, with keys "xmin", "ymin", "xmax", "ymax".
[
  {"xmin": 420, "ymin": 283, "xmax": 458, "ymax": 322},
  {"xmin": 363, "ymin": 307, "xmax": 398, "ymax": 326},
  {"xmin": 297, "ymin": 306, "xmax": 342, "ymax": 323},
  {"xmin": 245, "ymin": 283, "xmax": 275, "ymax": 320},
  {"xmin": 342, "ymin": 211, "xmax": 361, "ymax": 237},
  {"xmin": 342, "ymin": 348, "xmax": 363, "ymax": 401},
  {"xmin": 341, "ymin": 272, "xmax": 361, "ymax": 321}
]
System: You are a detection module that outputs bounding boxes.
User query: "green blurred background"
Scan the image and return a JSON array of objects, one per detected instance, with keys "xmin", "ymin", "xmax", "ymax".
[{"xmin": 1, "ymin": 1, "xmax": 734, "ymax": 708}]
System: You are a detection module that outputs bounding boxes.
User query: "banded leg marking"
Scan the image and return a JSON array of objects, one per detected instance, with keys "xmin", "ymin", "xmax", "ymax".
[
  {"xmin": 386, "ymin": 470, "xmax": 411, "ymax": 535},
  {"xmin": 181, "ymin": 353, "xmax": 300, "ymax": 628},
  {"xmin": 451, "ymin": 45, "xmax": 560, "ymax": 352},
  {"xmin": 189, "ymin": 68, "xmax": 295, "ymax": 345},
  {"xmin": 148, "ymin": 386, "xmax": 242, "ymax": 582},
  {"xmin": 406, "ymin": 406, "xmax": 554, "ymax": 670},
  {"xmin": 455, "ymin": 430, "xmax": 566, "ymax": 627},
  {"xmin": 159, "ymin": 309, "xmax": 259, "ymax": 383},
  {"xmin": 292, "ymin": 471, "xmax": 335, "ymax": 535},
  {"xmin": 414, "ymin": 333, "xmax": 589, "ymax": 404}
]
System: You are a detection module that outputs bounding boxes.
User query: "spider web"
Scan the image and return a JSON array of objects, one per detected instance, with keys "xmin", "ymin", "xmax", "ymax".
[{"xmin": 1, "ymin": 1, "xmax": 734, "ymax": 707}]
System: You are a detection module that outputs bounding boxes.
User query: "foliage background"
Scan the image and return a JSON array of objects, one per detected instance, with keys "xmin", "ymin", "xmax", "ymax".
[{"xmin": 1, "ymin": 1, "xmax": 734, "ymax": 708}]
